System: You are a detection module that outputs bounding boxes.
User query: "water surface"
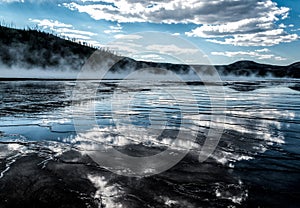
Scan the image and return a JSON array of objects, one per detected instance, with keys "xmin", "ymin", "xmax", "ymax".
[{"xmin": 0, "ymin": 79, "xmax": 299, "ymax": 207}]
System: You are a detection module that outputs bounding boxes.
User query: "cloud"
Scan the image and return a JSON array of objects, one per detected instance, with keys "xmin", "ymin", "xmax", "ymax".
[
  {"xmin": 184, "ymin": 0, "xmax": 298, "ymax": 46},
  {"xmin": 0, "ymin": 0, "xmax": 24, "ymax": 3},
  {"xmin": 61, "ymin": 0, "xmax": 287, "ymax": 24},
  {"xmin": 255, "ymin": 48, "xmax": 270, "ymax": 53},
  {"xmin": 207, "ymin": 29, "xmax": 298, "ymax": 46},
  {"xmin": 61, "ymin": 0, "xmax": 298, "ymax": 47},
  {"xmin": 56, "ymin": 28, "xmax": 97, "ymax": 36},
  {"xmin": 134, "ymin": 54, "xmax": 165, "ymax": 62},
  {"xmin": 29, "ymin": 18, "xmax": 98, "ymax": 41},
  {"xmin": 146, "ymin": 44, "xmax": 198, "ymax": 55},
  {"xmin": 211, "ymin": 48, "xmax": 287, "ymax": 61},
  {"xmin": 113, "ymin": 34, "xmax": 142, "ymax": 40},
  {"xmin": 186, "ymin": 16, "xmax": 285, "ymax": 38},
  {"xmin": 104, "ymin": 23, "xmax": 122, "ymax": 34},
  {"xmin": 29, "ymin": 18, "xmax": 72, "ymax": 29},
  {"xmin": 106, "ymin": 33, "xmax": 207, "ymax": 64},
  {"xmin": 107, "ymin": 40, "xmax": 141, "ymax": 54},
  {"xmin": 279, "ymin": 23, "xmax": 286, "ymax": 28}
]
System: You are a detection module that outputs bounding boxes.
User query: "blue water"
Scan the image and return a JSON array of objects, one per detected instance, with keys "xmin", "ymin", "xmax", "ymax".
[{"xmin": 0, "ymin": 79, "xmax": 299, "ymax": 207}]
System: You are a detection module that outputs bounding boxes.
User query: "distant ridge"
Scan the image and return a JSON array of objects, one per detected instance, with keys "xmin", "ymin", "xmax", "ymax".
[
  {"xmin": 0, "ymin": 25, "xmax": 299, "ymax": 78},
  {"xmin": 216, "ymin": 60, "xmax": 300, "ymax": 78}
]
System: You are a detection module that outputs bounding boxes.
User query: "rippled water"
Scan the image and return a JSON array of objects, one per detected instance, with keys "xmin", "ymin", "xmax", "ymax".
[{"xmin": 0, "ymin": 79, "xmax": 299, "ymax": 207}]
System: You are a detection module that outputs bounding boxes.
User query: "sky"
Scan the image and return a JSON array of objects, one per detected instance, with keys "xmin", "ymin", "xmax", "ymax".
[{"xmin": 0, "ymin": 0, "xmax": 300, "ymax": 65}]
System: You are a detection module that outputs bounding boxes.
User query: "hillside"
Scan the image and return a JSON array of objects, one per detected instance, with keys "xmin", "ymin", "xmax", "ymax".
[
  {"xmin": 0, "ymin": 25, "xmax": 299, "ymax": 78},
  {"xmin": 0, "ymin": 25, "xmax": 96, "ymax": 70}
]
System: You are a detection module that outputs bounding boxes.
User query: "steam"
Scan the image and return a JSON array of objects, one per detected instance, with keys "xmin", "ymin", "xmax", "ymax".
[
  {"xmin": 0, "ymin": 63, "xmax": 292, "ymax": 81},
  {"xmin": 0, "ymin": 49, "xmax": 296, "ymax": 81},
  {"xmin": 0, "ymin": 66, "xmax": 79, "ymax": 79}
]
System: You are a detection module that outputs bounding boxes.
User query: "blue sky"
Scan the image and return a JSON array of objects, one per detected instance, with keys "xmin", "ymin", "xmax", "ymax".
[{"xmin": 0, "ymin": 0, "xmax": 299, "ymax": 65}]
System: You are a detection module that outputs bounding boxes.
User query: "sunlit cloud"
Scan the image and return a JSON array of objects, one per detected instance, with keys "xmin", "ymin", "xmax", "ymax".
[{"xmin": 211, "ymin": 48, "xmax": 287, "ymax": 61}]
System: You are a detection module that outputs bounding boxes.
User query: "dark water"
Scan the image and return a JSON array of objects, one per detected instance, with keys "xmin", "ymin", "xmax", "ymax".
[{"xmin": 0, "ymin": 79, "xmax": 299, "ymax": 207}]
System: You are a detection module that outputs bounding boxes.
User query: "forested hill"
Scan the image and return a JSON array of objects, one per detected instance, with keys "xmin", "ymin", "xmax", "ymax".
[
  {"xmin": 0, "ymin": 25, "xmax": 299, "ymax": 78},
  {"xmin": 0, "ymin": 25, "xmax": 96, "ymax": 70}
]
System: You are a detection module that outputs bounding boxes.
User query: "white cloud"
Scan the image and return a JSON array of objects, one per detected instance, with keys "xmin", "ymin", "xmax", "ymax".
[
  {"xmin": 63, "ymin": 2, "xmax": 145, "ymax": 23},
  {"xmin": 104, "ymin": 23, "xmax": 122, "ymax": 34},
  {"xmin": 186, "ymin": 17, "xmax": 276, "ymax": 38},
  {"xmin": 0, "ymin": 0, "xmax": 24, "ymax": 3},
  {"xmin": 211, "ymin": 49, "xmax": 287, "ymax": 61},
  {"xmin": 134, "ymin": 54, "xmax": 165, "ymax": 61},
  {"xmin": 106, "ymin": 33, "xmax": 207, "ymax": 64},
  {"xmin": 29, "ymin": 18, "xmax": 98, "ymax": 41},
  {"xmin": 279, "ymin": 24, "xmax": 294, "ymax": 29},
  {"xmin": 107, "ymin": 41, "xmax": 141, "ymax": 54},
  {"xmin": 291, "ymin": 28, "xmax": 300, "ymax": 32},
  {"xmin": 207, "ymin": 29, "xmax": 298, "ymax": 46},
  {"xmin": 279, "ymin": 23, "xmax": 287, "ymax": 28},
  {"xmin": 255, "ymin": 48, "xmax": 270, "ymax": 53},
  {"xmin": 274, "ymin": 56, "xmax": 286, "ymax": 61},
  {"xmin": 113, "ymin": 34, "xmax": 142, "ymax": 40},
  {"xmin": 61, "ymin": 0, "xmax": 287, "ymax": 24},
  {"xmin": 185, "ymin": 0, "xmax": 298, "ymax": 46},
  {"xmin": 29, "ymin": 18, "xmax": 72, "ymax": 29},
  {"xmin": 61, "ymin": 0, "xmax": 298, "ymax": 47},
  {"xmin": 146, "ymin": 44, "xmax": 198, "ymax": 55},
  {"xmin": 56, "ymin": 28, "xmax": 97, "ymax": 36}
]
